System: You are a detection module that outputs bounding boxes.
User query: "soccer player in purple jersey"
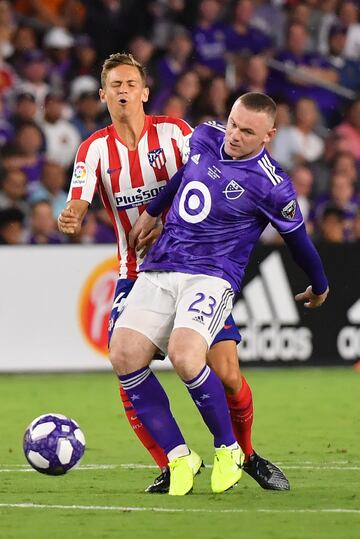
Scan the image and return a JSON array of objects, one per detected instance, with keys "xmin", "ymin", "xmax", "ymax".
[{"xmin": 112, "ymin": 92, "xmax": 329, "ymax": 495}]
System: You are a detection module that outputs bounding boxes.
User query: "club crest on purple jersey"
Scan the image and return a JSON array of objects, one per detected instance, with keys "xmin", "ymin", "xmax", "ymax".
[
  {"xmin": 148, "ymin": 148, "xmax": 166, "ymax": 170},
  {"xmin": 281, "ymin": 199, "xmax": 297, "ymax": 219},
  {"xmin": 223, "ymin": 179, "xmax": 245, "ymax": 200}
]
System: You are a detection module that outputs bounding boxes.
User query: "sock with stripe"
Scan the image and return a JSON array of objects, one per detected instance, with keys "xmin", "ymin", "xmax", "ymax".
[
  {"xmin": 119, "ymin": 367, "xmax": 187, "ymax": 455},
  {"xmin": 119, "ymin": 386, "xmax": 168, "ymax": 469},
  {"xmin": 226, "ymin": 376, "xmax": 254, "ymax": 460},
  {"xmin": 185, "ymin": 365, "xmax": 237, "ymax": 447}
]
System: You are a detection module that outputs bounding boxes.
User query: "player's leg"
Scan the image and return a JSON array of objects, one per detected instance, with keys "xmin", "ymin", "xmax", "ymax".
[
  {"xmin": 169, "ymin": 274, "xmax": 243, "ymax": 493},
  {"xmin": 109, "ymin": 279, "xmax": 168, "ymax": 474},
  {"xmin": 112, "ymin": 272, "xmax": 202, "ymax": 495},
  {"xmin": 207, "ymin": 322, "xmax": 290, "ymax": 491}
]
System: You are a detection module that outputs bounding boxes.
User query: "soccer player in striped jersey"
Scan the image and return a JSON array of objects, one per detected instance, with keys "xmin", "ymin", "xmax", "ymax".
[{"xmin": 58, "ymin": 54, "xmax": 290, "ymax": 494}]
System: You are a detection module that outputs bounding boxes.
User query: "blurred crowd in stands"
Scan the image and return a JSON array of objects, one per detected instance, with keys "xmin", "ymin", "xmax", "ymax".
[{"xmin": 0, "ymin": 0, "xmax": 359, "ymax": 246}]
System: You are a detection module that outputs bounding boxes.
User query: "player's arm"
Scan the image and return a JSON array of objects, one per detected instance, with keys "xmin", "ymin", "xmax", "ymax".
[
  {"xmin": 129, "ymin": 166, "xmax": 184, "ymax": 248},
  {"xmin": 58, "ymin": 200, "xmax": 89, "ymax": 235},
  {"xmin": 281, "ymin": 223, "xmax": 329, "ymax": 308}
]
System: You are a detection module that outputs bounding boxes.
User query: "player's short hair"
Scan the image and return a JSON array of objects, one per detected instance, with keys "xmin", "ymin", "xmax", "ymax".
[
  {"xmin": 237, "ymin": 92, "xmax": 277, "ymax": 124},
  {"xmin": 101, "ymin": 53, "xmax": 146, "ymax": 88}
]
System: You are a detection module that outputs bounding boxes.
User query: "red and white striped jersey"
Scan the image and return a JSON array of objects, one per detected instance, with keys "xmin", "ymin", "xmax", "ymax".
[{"xmin": 68, "ymin": 115, "xmax": 192, "ymax": 279}]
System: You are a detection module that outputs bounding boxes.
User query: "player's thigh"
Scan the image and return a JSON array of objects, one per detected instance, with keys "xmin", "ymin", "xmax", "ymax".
[
  {"xmin": 114, "ymin": 272, "xmax": 175, "ymax": 353},
  {"xmin": 174, "ymin": 274, "xmax": 234, "ymax": 348}
]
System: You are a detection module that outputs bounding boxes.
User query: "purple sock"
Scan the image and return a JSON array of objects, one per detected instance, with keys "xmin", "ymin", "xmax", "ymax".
[
  {"xmin": 119, "ymin": 367, "xmax": 186, "ymax": 454},
  {"xmin": 185, "ymin": 365, "xmax": 236, "ymax": 447}
]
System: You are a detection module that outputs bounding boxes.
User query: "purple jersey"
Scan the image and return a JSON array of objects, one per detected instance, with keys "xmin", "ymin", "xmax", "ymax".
[{"xmin": 141, "ymin": 122, "xmax": 303, "ymax": 292}]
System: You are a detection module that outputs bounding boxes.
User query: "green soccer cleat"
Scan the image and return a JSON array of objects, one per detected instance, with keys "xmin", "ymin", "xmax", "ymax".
[
  {"xmin": 169, "ymin": 449, "xmax": 203, "ymax": 496},
  {"xmin": 211, "ymin": 445, "xmax": 244, "ymax": 494}
]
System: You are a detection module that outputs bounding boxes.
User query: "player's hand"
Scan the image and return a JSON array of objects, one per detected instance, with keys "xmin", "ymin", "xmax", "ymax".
[
  {"xmin": 58, "ymin": 207, "xmax": 81, "ymax": 235},
  {"xmin": 136, "ymin": 226, "xmax": 162, "ymax": 258},
  {"xmin": 129, "ymin": 210, "xmax": 157, "ymax": 248},
  {"xmin": 295, "ymin": 285, "xmax": 329, "ymax": 309}
]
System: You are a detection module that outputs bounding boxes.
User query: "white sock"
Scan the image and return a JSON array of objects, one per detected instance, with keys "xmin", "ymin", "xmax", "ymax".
[{"xmin": 167, "ymin": 444, "xmax": 190, "ymax": 462}]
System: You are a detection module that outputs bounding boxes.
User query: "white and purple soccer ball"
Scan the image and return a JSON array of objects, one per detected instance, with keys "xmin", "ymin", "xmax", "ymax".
[{"xmin": 23, "ymin": 413, "xmax": 86, "ymax": 475}]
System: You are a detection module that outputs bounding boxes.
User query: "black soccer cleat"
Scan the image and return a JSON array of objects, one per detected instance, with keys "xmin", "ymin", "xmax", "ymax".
[
  {"xmin": 243, "ymin": 452, "xmax": 290, "ymax": 491},
  {"xmin": 145, "ymin": 468, "xmax": 170, "ymax": 494}
]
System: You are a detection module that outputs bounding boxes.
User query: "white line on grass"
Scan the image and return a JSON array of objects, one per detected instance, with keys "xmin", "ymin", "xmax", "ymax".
[
  {"xmin": 1, "ymin": 463, "xmax": 360, "ymax": 473},
  {"xmin": 0, "ymin": 503, "xmax": 359, "ymax": 514}
]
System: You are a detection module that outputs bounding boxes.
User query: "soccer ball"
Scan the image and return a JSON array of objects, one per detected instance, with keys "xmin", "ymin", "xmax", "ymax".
[{"xmin": 23, "ymin": 413, "xmax": 86, "ymax": 475}]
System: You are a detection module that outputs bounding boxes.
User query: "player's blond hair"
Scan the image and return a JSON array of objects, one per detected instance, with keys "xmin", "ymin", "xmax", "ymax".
[{"xmin": 101, "ymin": 53, "xmax": 147, "ymax": 88}]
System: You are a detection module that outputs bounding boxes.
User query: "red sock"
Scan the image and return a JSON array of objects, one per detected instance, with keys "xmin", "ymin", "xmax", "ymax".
[
  {"xmin": 119, "ymin": 386, "xmax": 168, "ymax": 469},
  {"xmin": 226, "ymin": 376, "xmax": 254, "ymax": 460}
]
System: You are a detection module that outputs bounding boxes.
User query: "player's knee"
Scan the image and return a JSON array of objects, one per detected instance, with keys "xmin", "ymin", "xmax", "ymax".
[
  {"xmin": 109, "ymin": 339, "xmax": 133, "ymax": 374},
  {"xmin": 168, "ymin": 346, "xmax": 204, "ymax": 380}
]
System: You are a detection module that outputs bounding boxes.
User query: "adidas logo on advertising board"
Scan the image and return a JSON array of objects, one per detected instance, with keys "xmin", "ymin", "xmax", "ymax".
[
  {"xmin": 337, "ymin": 299, "xmax": 360, "ymax": 360},
  {"xmin": 233, "ymin": 252, "xmax": 312, "ymax": 362}
]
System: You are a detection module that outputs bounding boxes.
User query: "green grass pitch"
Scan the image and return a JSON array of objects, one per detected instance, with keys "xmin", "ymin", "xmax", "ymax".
[{"xmin": 0, "ymin": 368, "xmax": 359, "ymax": 539}]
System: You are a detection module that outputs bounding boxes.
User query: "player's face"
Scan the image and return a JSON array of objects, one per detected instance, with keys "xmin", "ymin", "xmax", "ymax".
[
  {"xmin": 224, "ymin": 102, "xmax": 276, "ymax": 159},
  {"xmin": 99, "ymin": 65, "xmax": 149, "ymax": 120}
]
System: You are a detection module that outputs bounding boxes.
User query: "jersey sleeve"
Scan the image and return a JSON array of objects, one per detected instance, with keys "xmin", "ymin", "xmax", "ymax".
[
  {"xmin": 258, "ymin": 179, "xmax": 304, "ymax": 234},
  {"xmin": 67, "ymin": 137, "xmax": 100, "ymax": 203},
  {"xmin": 171, "ymin": 118, "xmax": 193, "ymax": 165}
]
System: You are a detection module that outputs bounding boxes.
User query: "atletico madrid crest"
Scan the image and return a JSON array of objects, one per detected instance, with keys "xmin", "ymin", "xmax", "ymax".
[{"xmin": 148, "ymin": 148, "xmax": 166, "ymax": 170}]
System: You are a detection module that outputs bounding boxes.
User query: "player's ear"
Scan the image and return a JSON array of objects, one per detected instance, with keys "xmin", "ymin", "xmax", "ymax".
[
  {"xmin": 142, "ymin": 86, "xmax": 149, "ymax": 104},
  {"xmin": 99, "ymin": 88, "xmax": 106, "ymax": 104},
  {"xmin": 264, "ymin": 127, "xmax": 276, "ymax": 144}
]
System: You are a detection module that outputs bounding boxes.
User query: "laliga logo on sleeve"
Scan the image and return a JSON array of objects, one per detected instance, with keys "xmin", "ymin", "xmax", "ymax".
[
  {"xmin": 71, "ymin": 162, "xmax": 87, "ymax": 187},
  {"xmin": 79, "ymin": 257, "xmax": 118, "ymax": 356},
  {"xmin": 223, "ymin": 179, "xmax": 245, "ymax": 200}
]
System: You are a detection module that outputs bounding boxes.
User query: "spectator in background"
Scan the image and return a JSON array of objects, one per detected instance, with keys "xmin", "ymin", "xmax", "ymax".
[
  {"xmin": 0, "ymin": 0, "xmax": 16, "ymax": 59},
  {"xmin": 335, "ymin": 98, "xmax": 360, "ymax": 163},
  {"xmin": 8, "ymin": 25, "xmax": 38, "ymax": 72},
  {"xmin": 318, "ymin": 206, "xmax": 346, "ymax": 243},
  {"xmin": 13, "ymin": 0, "xmax": 85, "ymax": 30},
  {"xmin": 43, "ymin": 26, "xmax": 74, "ymax": 94},
  {"xmin": 192, "ymin": 0, "xmax": 228, "ymax": 78},
  {"xmin": 310, "ymin": 173, "xmax": 359, "ymax": 239},
  {"xmin": 291, "ymin": 165, "xmax": 314, "ymax": 227},
  {"xmin": 317, "ymin": 0, "xmax": 339, "ymax": 55},
  {"xmin": 270, "ymin": 22, "xmax": 339, "ymax": 124},
  {"xmin": 331, "ymin": 151, "xmax": 359, "ymax": 190},
  {"xmin": 71, "ymin": 90, "xmax": 105, "ymax": 142},
  {"xmin": 10, "ymin": 92, "xmax": 38, "ymax": 129},
  {"xmin": 160, "ymin": 93, "xmax": 188, "ymax": 120},
  {"xmin": 17, "ymin": 49, "xmax": 50, "ymax": 109},
  {"xmin": 337, "ymin": 0, "xmax": 360, "ymax": 60},
  {"xmin": 226, "ymin": 0, "xmax": 272, "ymax": 57},
  {"xmin": 68, "ymin": 34, "xmax": 99, "ymax": 81},
  {"xmin": 151, "ymin": 26, "xmax": 192, "ymax": 98},
  {"xmin": 27, "ymin": 199, "xmax": 64, "ymax": 244},
  {"xmin": 236, "ymin": 55, "xmax": 271, "ymax": 96},
  {"xmin": 353, "ymin": 208, "xmax": 360, "ymax": 243},
  {"xmin": 272, "ymin": 97, "xmax": 325, "ymax": 172},
  {"xmin": 0, "ymin": 207, "xmax": 25, "ymax": 244},
  {"xmin": 196, "ymin": 76, "xmax": 229, "ymax": 123},
  {"xmin": 40, "ymin": 93, "xmax": 81, "ymax": 169},
  {"xmin": 5, "ymin": 121, "xmax": 45, "ymax": 194},
  {"xmin": 152, "ymin": 69, "xmax": 201, "ymax": 121},
  {"xmin": 29, "ymin": 161, "xmax": 67, "ymax": 219},
  {"xmin": 0, "ymin": 167, "xmax": 28, "ymax": 215},
  {"xmin": 0, "ymin": 97, "xmax": 13, "ymax": 147}
]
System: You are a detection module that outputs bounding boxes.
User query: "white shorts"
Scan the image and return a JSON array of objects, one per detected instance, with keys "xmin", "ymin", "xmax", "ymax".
[{"xmin": 114, "ymin": 271, "xmax": 234, "ymax": 353}]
